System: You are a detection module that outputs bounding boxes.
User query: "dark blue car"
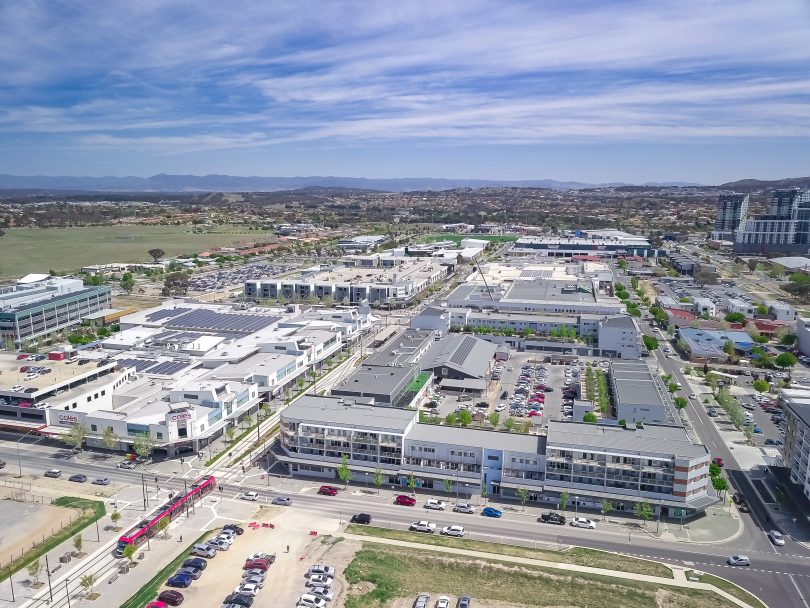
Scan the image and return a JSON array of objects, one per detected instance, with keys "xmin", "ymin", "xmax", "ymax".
[
  {"xmin": 166, "ymin": 574, "xmax": 192, "ymax": 588},
  {"xmin": 481, "ymin": 507, "xmax": 502, "ymax": 518}
]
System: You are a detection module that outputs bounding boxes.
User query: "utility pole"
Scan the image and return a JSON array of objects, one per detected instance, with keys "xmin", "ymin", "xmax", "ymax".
[{"xmin": 44, "ymin": 555, "xmax": 53, "ymax": 603}]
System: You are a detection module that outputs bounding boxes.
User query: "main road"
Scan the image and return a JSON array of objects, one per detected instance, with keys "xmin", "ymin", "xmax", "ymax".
[{"xmin": 3, "ymin": 439, "xmax": 809, "ymax": 608}]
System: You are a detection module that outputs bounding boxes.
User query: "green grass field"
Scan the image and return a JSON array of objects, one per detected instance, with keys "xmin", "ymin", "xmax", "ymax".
[
  {"xmin": 418, "ymin": 233, "xmax": 519, "ymax": 245},
  {"xmin": 0, "ymin": 225, "xmax": 278, "ymax": 280}
]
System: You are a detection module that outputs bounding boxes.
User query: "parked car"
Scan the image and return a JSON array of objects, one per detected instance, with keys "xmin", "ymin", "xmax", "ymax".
[
  {"xmin": 166, "ymin": 574, "xmax": 193, "ymax": 588},
  {"xmin": 481, "ymin": 507, "xmax": 502, "ymax": 518},
  {"xmin": 410, "ymin": 520, "xmax": 437, "ymax": 533},
  {"xmin": 395, "ymin": 494, "xmax": 416, "ymax": 506},
  {"xmin": 414, "ymin": 593, "xmax": 431, "ymax": 608},
  {"xmin": 727, "ymin": 555, "xmax": 750, "ymax": 566},
  {"xmin": 247, "ymin": 552, "xmax": 276, "ymax": 563},
  {"xmin": 175, "ymin": 567, "xmax": 202, "ymax": 580},
  {"xmin": 242, "ymin": 491, "xmax": 260, "ymax": 501},
  {"xmin": 425, "ymin": 499, "xmax": 446, "ymax": 510},
  {"xmin": 768, "ymin": 530, "xmax": 785, "ymax": 546},
  {"xmin": 242, "ymin": 569, "xmax": 267, "ymax": 582},
  {"xmin": 350, "ymin": 513, "xmax": 372, "ymax": 524},
  {"xmin": 298, "ymin": 594, "xmax": 327, "ymax": 608},
  {"xmin": 457, "ymin": 596, "xmax": 471, "ymax": 608},
  {"xmin": 309, "ymin": 586, "xmax": 334, "ymax": 601},
  {"xmin": 243, "ymin": 559, "xmax": 272, "ymax": 572},
  {"xmin": 318, "ymin": 485, "xmax": 339, "ymax": 496},
  {"xmin": 234, "ymin": 583, "xmax": 260, "ymax": 597},
  {"xmin": 453, "ymin": 502, "xmax": 476, "ymax": 514},
  {"xmin": 272, "ymin": 496, "xmax": 292, "ymax": 506},
  {"xmin": 242, "ymin": 575, "xmax": 265, "ymax": 588},
  {"xmin": 92, "ymin": 477, "xmax": 110, "ymax": 485},
  {"xmin": 436, "ymin": 596, "xmax": 451, "ymax": 608},
  {"xmin": 182, "ymin": 558, "xmax": 208, "ymax": 571},
  {"xmin": 308, "ymin": 565, "xmax": 336, "ymax": 577},
  {"xmin": 224, "ymin": 592, "xmax": 255, "ymax": 607},
  {"xmin": 117, "ymin": 460, "xmax": 136, "ymax": 469},
  {"xmin": 307, "ymin": 575, "xmax": 333, "ymax": 588},
  {"xmin": 440, "ymin": 525, "xmax": 465, "ymax": 537},
  {"xmin": 570, "ymin": 517, "xmax": 597, "ymax": 529},
  {"xmin": 712, "ymin": 457, "xmax": 724, "ymax": 468},
  {"xmin": 191, "ymin": 544, "xmax": 216, "ymax": 558},
  {"xmin": 539, "ymin": 512, "xmax": 566, "ymax": 525},
  {"xmin": 44, "ymin": 469, "xmax": 62, "ymax": 478},
  {"xmin": 223, "ymin": 524, "xmax": 244, "ymax": 535},
  {"xmin": 157, "ymin": 590, "xmax": 184, "ymax": 606}
]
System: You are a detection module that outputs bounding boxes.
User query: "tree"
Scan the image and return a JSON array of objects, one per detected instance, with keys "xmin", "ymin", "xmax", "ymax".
[
  {"xmin": 487, "ymin": 412, "xmax": 500, "ymax": 427},
  {"xmin": 559, "ymin": 490, "xmax": 569, "ymax": 512},
  {"xmin": 79, "ymin": 573, "xmax": 96, "ymax": 598},
  {"xmin": 709, "ymin": 462, "xmax": 722, "ymax": 478},
  {"xmin": 63, "ymin": 423, "xmax": 88, "ymax": 453},
  {"xmin": 443, "ymin": 478, "xmax": 454, "ymax": 498},
  {"xmin": 755, "ymin": 304, "xmax": 769, "ymax": 316},
  {"xmin": 458, "ymin": 409, "xmax": 473, "ymax": 427},
  {"xmin": 712, "ymin": 475, "xmax": 728, "ymax": 494},
  {"xmin": 674, "ymin": 397, "xmax": 688, "ymax": 409},
  {"xmin": 148, "ymin": 248, "xmax": 165, "ymax": 263},
  {"xmin": 102, "ymin": 426, "xmax": 117, "ymax": 451},
  {"xmin": 27, "ymin": 558, "xmax": 43, "ymax": 585},
  {"xmin": 776, "ymin": 352, "xmax": 798, "ymax": 376},
  {"xmin": 444, "ymin": 412, "xmax": 458, "ymax": 426},
  {"xmin": 156, "ymin": 516, "xmax": 170, "ymax": 539},
  {"xmin": 225, "ymin": 425, "xmax": 237, "ymax": 444},
  {"xmin": 582, "ymin": 411, "xmax": 597, "ymax": 423},
  {"xmin": 601, "ymin": 500, "xmax": 614, "ymax": 521},
  {"xmin": 481, "ymin": 486, "xmax": 488, "ymax": 503},
  {"xmin": 503, "ymin": 417, "xmax": 516, "ymax": 432},
  {"xmin": 162, "ymin": 272, "xmax": 189, "ymax": 296},
  {"xmin": 747, "ymin": 259, "xmax": 759, "ymax": 273},
  {"xmin": 724, "ymin": 340, "xmax": 735, "ymax": 356},
  {"xmin": 752, "ymin": 379, "xmax": 770, "ymax": 393},
  {"xmin": 337, "ymin": 454, "xmax": 352, "ymax": 488},
  {"xmin": 73, "ymin": 534, "xmax": 83, "ymax": 555},
  {"xmin": 743, "ymin": 423, "xmax": 754, "ymax": 442},
  {"xmin": 667, "ymin": 382, "xmax": 678, "ymax": 393},
  {"xmin": 110, "ymin": 510, "xmax": 122, "ymax": 530},
  {"xmin": 724, "ymin": 312, "xmax": 745, "ymax": 323},
  {"xmin": 122, "ymin": 543, "xmax": 137, "ymax": 565},
  {"xmin": 133, "ymin": 432, "xmax": 156, "ymax": 461},
  {"xmin": 407, "ymin": 472, "xmax": 417, "ymax": 493},
  {"xmin": 633, "ymin": 501, "xmax": 654, "ymax": 525},
  {"xmin": 373, "ymin": 467, "xmax": 385, "ymax": 493},
  {"xmin": 515, "ymin": 487, "xmax": 530, "ymax": 511},
  {"xmin": 780, "ymin": 332, "xmax": 797, "ymax": 346},
  {"xmin": 642, "ymin": 335, "xmax": 659, "ymax": 351}
]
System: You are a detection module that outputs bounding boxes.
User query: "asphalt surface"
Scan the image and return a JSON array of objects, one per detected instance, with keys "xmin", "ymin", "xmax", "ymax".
[{"xmin": 4, "ymin": 436, "xmax": 810, "ymax": 608}]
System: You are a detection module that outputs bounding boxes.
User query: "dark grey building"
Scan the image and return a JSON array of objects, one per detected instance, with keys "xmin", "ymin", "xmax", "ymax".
[
  {"xmin": 735, "ymin": 189, "xmax": 810, "ymax": 255},
  {"xmin": 712, "ymin": 193, "xmax": 749, "ymax": 241}
]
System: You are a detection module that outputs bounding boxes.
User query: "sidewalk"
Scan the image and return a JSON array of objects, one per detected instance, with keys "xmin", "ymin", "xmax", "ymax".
[{"xmin": 340, "ymin": 532, "xmax": 761, "ymax": 608}]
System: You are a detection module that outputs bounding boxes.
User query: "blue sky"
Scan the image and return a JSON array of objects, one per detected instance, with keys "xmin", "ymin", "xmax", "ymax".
[{"xmin": 1, "ymin": 0, "xmax": 809, "ymax": 184}]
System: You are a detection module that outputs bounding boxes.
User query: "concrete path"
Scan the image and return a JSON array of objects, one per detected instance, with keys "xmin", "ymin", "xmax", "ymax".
[{"xmin": 341, "ymin": 532, "xmax": 763, "ymax": 608}]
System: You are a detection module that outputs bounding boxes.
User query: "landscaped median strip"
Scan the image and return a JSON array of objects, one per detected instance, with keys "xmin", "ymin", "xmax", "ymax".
[{"xmin": 342, "ymin": 526, "xmax": 765, "ymax": 608}]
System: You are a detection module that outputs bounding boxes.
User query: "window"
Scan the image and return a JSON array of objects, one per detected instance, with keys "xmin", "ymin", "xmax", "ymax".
[
  {"xmin": 156, "ymin": 432, "xmax": 163, "ymax": 440},
  {"xmin": 487, "ymin": 454, "xmax": 500, "ymax": 461},
  {"xmin": 91, "ymin": 424, "xmax": 97, "ymax": 432}
]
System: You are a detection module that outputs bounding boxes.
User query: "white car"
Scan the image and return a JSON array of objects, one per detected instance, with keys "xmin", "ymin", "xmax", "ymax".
[
  {"xmin": 768, "ymin": 530, "xmax": 785, "ymax": 546},
  {"xmin": 307, "ymin": 575, "xmax": 333, "ymax": 588},
  {"xmin": 309, "ymin": 587, "xmax": 334, "ymax": 601},
  {"xmin": 215, "ymin": 534, "xmax": 235, "ymax": 545},
  {"xmin": 570, "ymin": 517, "xmax": 597, "ymax": 529},
  {"xmin": 308, "ymin": 565, "xmax": 336, "ymax": 577},
  {"xmin": 242, "ymin": 575, "xmax": 265, "ymax": 588},
  {"xmin": 298, "ymin": 594, "xmax": 327, "ymax": 608},
  {"xmin": 248, "ymin": 552, "xmax": 275, "ymax": 562},
  {"xmin": 242, "ymin": 491, "xmax": 259, "ymax": 501},
  {"xmin": 436, "ymin": 596, "xmax": 451, "ymax": 608},
  {"xmin": 440, "ymin": 525, "xmax": 465, "ymax": 537},
  {"xmin": 10, "ymin": 385, "xmax": 23, "ymax": 392},
  {"xmin": 234, "ymin": 583, "xmax": 260, "ymax": 597},
  {"xmin": 495, "ymin": 403, "xmax": 506, "ymax": 412},
  {"xmin": 689, "ymin": 394, "xmax": 697, "ymax": 400},
  {"xmin": 728, "ymin": 555, "xmax": 750, "ymax": 566},
  {"xmin": 424, "ymin": 499, "xmax": 446, "ymax": 511},
  {"xmin": 410, "ymin": 520, "xmax": 437, "ymax": 533},
  {"xmin": 242, "ymin": 569, "xmax": 267, "ymax": 581}
]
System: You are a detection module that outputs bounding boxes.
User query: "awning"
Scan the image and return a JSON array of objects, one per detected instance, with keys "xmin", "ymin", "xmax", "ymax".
[
  {"xmin": 541, "ymin": 483, "xmax": 720, "ymax": 510},
  {"xmin": 439, "ymin": 378, "xmax": 486, "ymax": 391},
  {"xmin": 0, "ymin": 420, "xmax": 47, "ymax": 432}
]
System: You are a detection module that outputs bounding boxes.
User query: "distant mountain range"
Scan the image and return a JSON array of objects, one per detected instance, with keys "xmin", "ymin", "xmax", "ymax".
[
  {"xmin": 719, "ymin": 176, "xmax": 810, "ymax": 192},
  {"xmin": 0, "ymin": 173, "xmax": 706, "ymax": 193}
]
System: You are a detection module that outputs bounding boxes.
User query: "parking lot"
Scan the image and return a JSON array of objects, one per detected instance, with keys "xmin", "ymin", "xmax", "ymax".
[{"xmin": 188, "ymin": 263, "xmax": 295, "ymax": 292}]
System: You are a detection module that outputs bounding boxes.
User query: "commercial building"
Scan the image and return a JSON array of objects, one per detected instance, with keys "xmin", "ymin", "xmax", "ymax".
[
  {"xmin": 509, "ymin": 231, "xmax": 655, "ymax": 258},
  {"xmin": 712, "ymin": 193, "xmax": 749, "ymax": 241},
  {"xmin": 735, "ymin": 189, "xmax": 810, "ymax": 255},
  {"xmin": 419, "ymin": 334, "xmax": 498, "ymax": 395},
  {"xmin": 336, "ymin": 235, "xmax": 388, "ymax": 252},
  {"xmin": 275, "ymin": 396, "xmax": 713, "ymax": 516},
  {"xmin": 692, "ymin": 298, "xmax": 716, "ymax": 318},
  {"xmin": 597, "ymin": 316, "xmax": 643, "ymax": 359},
  {"xmin": 676, "ymin": 327, "xmax": 754, "ymax": 363},
  {"xmin": 779, "ymin": 388, "xmax": 810, "ymax": 502},
  {"xmin": 765, "ymin": 300, "xmax": 796, "ymax": 323},
  {"xmin": 609, "ymin": 361, "xmax": 680, "ymax": 426},
  {"xmin": 0, "ymin": 275, "xmax": 111, "ymax": 345},
  {"xmin": 726, "ymin": 298, "xmax": 756, "ymax": 318},
  {"xmin": 797, "ymin": 318, "xmax": 810, "ymax": 358},
  {"xmin": 245, "ymin": 258, "xmax": 450, "ymax": 306}
]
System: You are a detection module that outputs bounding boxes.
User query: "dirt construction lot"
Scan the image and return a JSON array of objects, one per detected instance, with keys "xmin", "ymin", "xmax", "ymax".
[{"xmin": 0, "ymin": 498, "xmax": 77, "ymax": 566}]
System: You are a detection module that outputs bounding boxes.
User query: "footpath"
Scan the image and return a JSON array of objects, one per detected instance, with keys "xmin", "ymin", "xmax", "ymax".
[{"xmin": 340, "ymin": 533, "xmax": 763, "ymax": 608}]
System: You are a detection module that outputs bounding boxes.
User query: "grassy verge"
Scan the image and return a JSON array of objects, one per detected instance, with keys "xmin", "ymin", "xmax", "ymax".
[
  {"xmin": 120, "ymin": 531, "xmax": 210, "ymax": 608},
  {"xmin": 345, "ymin": 545, "xmax": 735, "ymax": 608},
  {"xmin": 345, "ymin": 524, "xmax": 672, "ymax": 578},
  {"xmin": 0, "ymin": 496, "xmax": 106, "ymax": 582},
  {"xmin": 685, "ymin": 570, "xmax": 766, "ymax": 608},
  {"xmin": 233, "ymin": 423, "xmax": 280, "ymax": 465}
]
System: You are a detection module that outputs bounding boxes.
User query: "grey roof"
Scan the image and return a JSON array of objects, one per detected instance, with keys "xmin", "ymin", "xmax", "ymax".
[
  {"xmin": 546, "ymin": 420, "xmax": 707, "ymax": 459},
  {"xmin": 408, "ymin": 423, "xmax": 543, "ymax": 454},
  {"xmin": 780, "ymin": 389, "xmax": 810, "ymax": 429},
  {"xmin": 505, "ymin": 280, "xmax": 596, "ymax": 304},
  {"xmin": 364, "ymin": 329, "xmax": 435, "ymax": 367},
  {"xmin": 418, "ymin": 306, "xmax": 448, "ymax": 318},
  {"xmin": 610, "ymin": 361, "xmax": 669, "ymax": 408},
  {"xmin": 772, "ymin": 256, "xmax": 810, "ymax": 271},
  {"xmin": 438, "ymin": 378, "xmax": 486, "ymax": 390},
  {"xmin": 281, "ymin": 395, "xmax": 415, "ymax": 433},
  {"xmin": 420, "ymin": 334, "xmax": 497, "ymax": 379},
  {"xmin": 601, "ymin": 315, "xmax": 636, "ymax": 329},
  {"xmin": 331, "ymin": 365, "xmax": 415, "ymax": 400}
]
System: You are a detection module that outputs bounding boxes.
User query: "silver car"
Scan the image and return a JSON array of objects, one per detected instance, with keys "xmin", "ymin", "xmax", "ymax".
[{"xmin": 768, "ymin": 530, "xmax": 785, "ymax": 546}]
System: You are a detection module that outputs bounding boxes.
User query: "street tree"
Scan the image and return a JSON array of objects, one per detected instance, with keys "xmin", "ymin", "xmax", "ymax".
[
  {"xmin": 110, "ymin": 510, "xmax": 122, "ymax": 530},
  {"xmin": 162, "ymin": 272, "xmax": 189, "ymax": 296},
  {"xmin": 373, "ymin": 467, "xmax": 385, "ymax": 493},
  {"xmin": 503, "ymin": 417, "xmax": 516, "ymax": 432},
  {"xmin": 487, "ymin": 412, "xmax": 500, "ymax": 427},
  {"xmin": 712, "ymin": 476, "xmax": 728, "ymax": 494},
  {"xmin": 147, "ymin": 248, "xmax": 165, "ymax": 262},
  {"xmin": 642, "ymin": 335, "xmax": 659, "ymax": 351},
  {"xmin": 601, "ymin": 500, "xmax": 614, "ymax": 521},
  {"xmin": 752, "ymin": 379, "xmax": 770, "ymax": 393},
  {"xmin": 79, "ymin": 573, "xmax": 96, "ymax": 598},
  {"xmin": 743, "ymin": 423, "xmax": 755, "ymax": 443},
  {"xmin": 667, "ymin": 382, "xmax": 678, "ymax": 393},
  {"xmin": 776, "ymin": 352, "xmax": 798, "ymax": 377},
  {"xmin": 133, "ymin": 432, "xmax": 156, "ymax": 461},
  {"xmin": 515, "ymin": 487, "xmax": 530, "ymax": 511},
  {"xmin": 122, "ymin": 544, "xmax": 137, "ymax": 565},
  {"xmin": 73, "ymin": 534, "xmax": 83, "ymax": 555},
  {"xmin": 458, "ymin": 409, "xmax": 473, "ymax": 427},
  {"xmin": 582, "ymin": 411, "xmax": 597, "ymax": 423},
  {"xmin": 444, "ymin": 412, "xmax": 458, "ymax": 426},
  {"xmin": 443, "ymin": 478, "xmax": 453, "ymax": 498},
  {"xmin": 156, "ymin": 516, "xmax": 170, "ymax": 539},
  {"xmin": 481, "ymin": 486, "xmax": 488, "ymax": 503},
  {"xmin": 225, "ymin": 425, "xmax": 237, "ymax": 444},
  {"xmin": 559, "ymin": 490, "xmax": 569, "ymax": 512},
  {"xmin": 407, "ymin": 472, "xmax": 417, "ymax": 493},
  {"xmin": 633, "ymin": 501, "xmax": 654, "ymax": 525},
  {"xmin": 102, "ymin": 426, "xmax": 117, "ymax": 451},
  {"xmin": 673, "ymin": 397, "xmax": 688, "ymax": 409},
  {"xmin": 26, "ymin": 559, "xmax": 43, "ymax": 585},
  {"xmin": 62, "ymin": 423, "xmax": 88, "ymax": 453},
  {"xmin": 337, "ymin": 454, "xmax": 352, "ymax": 488}
]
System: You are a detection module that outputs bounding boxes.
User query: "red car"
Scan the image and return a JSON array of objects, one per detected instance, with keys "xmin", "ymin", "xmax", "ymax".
[
  {"xmin": 157, "ymin": 590, "xmax": 184, "ymax": 606},
  {"xmin": 528, "ymin": 410, "xmax": 542, "ymax": 417},
  {"xmin": 712, "ymin": 457, "xmax": 724, "ymax": 468},
  {"xmin": 146, "ymin": 602, "xmax": 168, "ymax": 608},
  {"xmin": 318, "ymin": 485, "xmax": 339, "ymax": 496},
  {"xmin": 243, "ymin": 559, "xmax": 272, "ymax": 571},
  {"xmin": 15, "ymin": 354, "xmax": 28, "ymax": 360},
  {"xmin": 394, "ymin": 494, "xmax": 416, "ymax": 506}
]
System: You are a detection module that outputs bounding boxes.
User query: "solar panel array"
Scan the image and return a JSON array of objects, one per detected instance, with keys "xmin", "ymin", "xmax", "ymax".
[
  {"xmin": 167, "ymin": 309, "xmax": 279, "ymax": 333},
  {"xmin": 147, "ymin": 361, "xmax": 189, "ymax": 376},
  {"xmin": 150, "ymin": 330, "xmax": 205, "ymax": 343},
  {"xmin": 449, "ymin": 336, "xmax": 476, "ymax": 365},
  {"xmin": 116, "ymin": 358, "xmax": 159, "ymax": 372},
  {"xmin": 145, "ymin": 307, "xmax": 192, "ymax": 322}
]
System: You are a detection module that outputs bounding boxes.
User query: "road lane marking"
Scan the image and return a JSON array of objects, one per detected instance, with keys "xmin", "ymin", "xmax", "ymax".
[{"xmin": 790, "ymin": 574, "xmax": 810, "ymax": 608}]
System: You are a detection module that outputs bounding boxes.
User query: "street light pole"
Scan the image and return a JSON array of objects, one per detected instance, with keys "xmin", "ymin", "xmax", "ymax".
[
  {"xmin": 574, "ymin": 495, "xmax": 579, "ymax": 517},
  {"xmin": 45, "ymin": 555, "xmax": 53, "ymax": 603},
  {"xmin": 16, "ymin": 427, "xmax": 38, "ymax": 478},
  {"xmin": 65, "ymin": 578, "xmax": 71, "ymax": 608}
]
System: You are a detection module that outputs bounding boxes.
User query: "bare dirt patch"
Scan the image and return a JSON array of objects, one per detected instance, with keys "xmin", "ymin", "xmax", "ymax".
[{"xmin": 0, "ymin": 498, "xmax": 77, "ymax": 567}]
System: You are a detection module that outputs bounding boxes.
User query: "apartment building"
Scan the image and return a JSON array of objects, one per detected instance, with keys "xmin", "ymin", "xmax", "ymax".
[
  {"xmin": 0, "ymin": 275, "xmax": 111, "ymax": 345},
  {"xmin": 778, "ymin": 388, "xmax": 810, "ymax": 501},
  {"xmin": 712, "ymin": 193, "xmax": 749, "ymax": 241},
  {"xmin": 735, "ymin": 189, "xmax": 810, "ymax": 255}
]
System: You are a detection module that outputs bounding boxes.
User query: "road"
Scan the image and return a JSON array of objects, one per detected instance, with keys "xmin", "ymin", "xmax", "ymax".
[{"xmin": 3, "ymin": 438, "xmax": 809, "ymax": 608}]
